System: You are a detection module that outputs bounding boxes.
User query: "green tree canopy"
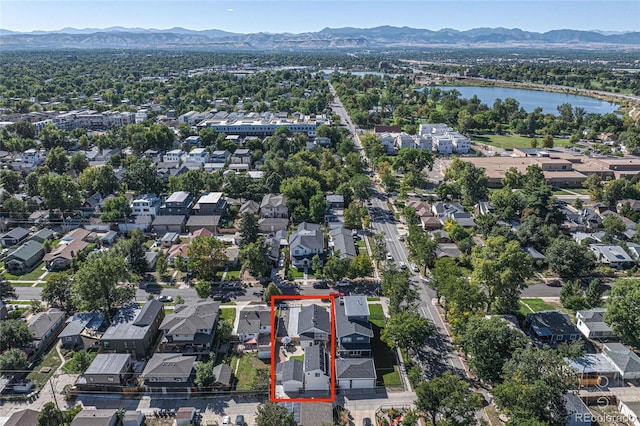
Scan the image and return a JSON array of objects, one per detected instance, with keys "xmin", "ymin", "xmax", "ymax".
[
  {"xmin": 545, "ymin": 237, "xmax": 594, "ymax": 280},
  {"xmin": 605, "ymin": 278, "xmax": 640, "ymax": 347},
  {"xmin": 187, "ymin": 236, "xmax": 227, "ymax": 281},
  {"xmin": 255, "ymin": 402, "xmax": 297, "ymax": 426},
  {"xmin": 415, "ymin": 371, "xmax": 483, "ymax": 426},
  {"xmin": 0, "ymin": 319, "xmax": 32, "ymax": 351}
]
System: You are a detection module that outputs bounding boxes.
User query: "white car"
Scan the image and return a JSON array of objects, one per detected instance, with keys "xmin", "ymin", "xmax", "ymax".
[
  {"xmin": 222, "ymin": 416, "xmax": 232, "ymax": 426},
  {"xmin": 412, "ymin": 264, "xmax": 419, "ymax": 273},
  {"xmin": 386, "ymin": 253, "xmax": 394, "ymax": 261},
  {"xmin": 336, "ymin": 279, "xmax": 351, "ymax": 287},
  {"xmin": 399, "ymin": 261, "xmax": 407, "ymax": 270}
]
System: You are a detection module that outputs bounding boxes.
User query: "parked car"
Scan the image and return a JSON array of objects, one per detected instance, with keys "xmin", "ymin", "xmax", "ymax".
[
  {"xmin": 212, "ymin": 294, "xmax": 231, "ymax": 302},
  {"xmin": 235, "ymin": 415, "xmax": 245, "ymax": 426},
  {"xmin": 313, "ymin": 280, "xmax": 329, "ymax": 289},
  {"xmin": 546, "ymin": 279, "xmax": 562, "ymax": 287},
  {"xmin": 222, "ymin": 416, "xmax": 231, "ymax": 426},
  {"xmin": 398, "ymin": 261, "xmax": 407, "ymax": 270},
  {"xmin": 386, "ymin": 253, "xmax": 394, "ymax": 261},
  {"xmin": 363, "ymin": 418, "xmax": 373, "ymax": 426},
  {"xmin": 335, "ymin": 279, "xmax": 351, "ymax": 287},
  {"xmin": 158, "ymin": 295, "xmax": 173, "ymax": 303}
]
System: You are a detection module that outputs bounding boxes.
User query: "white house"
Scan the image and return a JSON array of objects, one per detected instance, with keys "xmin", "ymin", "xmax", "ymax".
[
  {"xmin": 378, "ymin": 133, "xmax": 396, "ymax": 155},
  {"xmin": 186, "ymin": 148, "xmax": 209, "ymax": 166},
  {"xmin": 130, "ymin": 194, "xmax": 162, "ymax": 217},
  {"xmin": 589, "ymin": 244, "xmax": 635, "ymax": 269},
  {"xmin": 289, "ymin": 222, "xmax": 324, "ymax": 269},
  {"xmin": 304, "ymin": 345, "xmax": 330, "ymax": 392},
  {"xmin": 575, "ymin": 308, "xmax": 616, "ymax": 340},
  {"xmin": 260, "ymin": 194, "xmax": 289, "ymax": 219},
  {"xmin": 618, "ymin": 401, "xmax": 640, "ymax": 426},
  {"xmin": 394, "ymin": 133, "xmax": 414, "ymax": 150},
  {"xmin": 164, "ymin": 149, "xmax": 185, "ymax": 163},
  {"xmin": 335, "ymin": 358, "xmax": 376, "ymax": 390},
  {"xmin": 432, "ymin": 134, "xmax": 453, "ymax": 155},
  {"xmin": 450, "ymin": 131, "xmax": 471, "ymax": 154}
]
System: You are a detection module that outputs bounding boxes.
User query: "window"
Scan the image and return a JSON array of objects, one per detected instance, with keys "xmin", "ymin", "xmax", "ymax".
[
  {"xmin": 342, "ymin": 337, "xmax": 351, "ymax": 343},
  {"xmin": 315, "ymin": 373, "xmax": 320, "ymax": 377},
  {"xmin": 108, "ymin": 377, "xmax": 114, "ymax": 382}
]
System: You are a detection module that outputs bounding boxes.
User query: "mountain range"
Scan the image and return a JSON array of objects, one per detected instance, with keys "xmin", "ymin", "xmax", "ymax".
[{"xmin": 1, "ymin": 26, "xmax": 639, "ymax": 50}]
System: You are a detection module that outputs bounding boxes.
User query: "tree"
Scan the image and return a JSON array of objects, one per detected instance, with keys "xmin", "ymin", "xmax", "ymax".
[
  {"xmin": 255, "ymin": 401, "xmax": 297, "ymax": 426},
  {"xmin": 69, "ymin": 151, "xmax": 89, "ymax": 173},
  {"xmin": 187, "ymin": 236, "xmax": 227, "ymax": 281},
  {"xmin": 585, "ymin": 279, "xmax": 603, "ymax": 308},
  {"xmin": 471, "ymin": 236, "xmax": 533, "ymax": 314},
  {"xmin": 42, "ymin": 272, "xmax": 72, "ymax": 309},
  {"xmin": 240, "ymin": 238, "xmax": 271, "ymax": 279},
  {"xmin": 415, "ymin": 371, "xmax": 483, "ymax": 426},
  {"xmin": 194, "ymin": 359, "xmax": 215, "ymax": 388},
  {"xmin": 156, "ymin": 255, "xmax": 168, "ymax": 279},
  {"xmin": 100, "ymin": 196, "xmax": 131, "ymax": 222},
  {"xmin": 350, "ymin": 174, "xmax": 373, "ymax": 202},
  {"xmin": 458, "ymin": 316, "xmax": 529, "ymax": 384},
  {"xmin": 370, "ymin": 232, "xmax": 387, "ymax": 267},
  {"xmin": 309, "ymin": 192, "xmax": 327, "ymax": 223},
  {"xmin": 122, "ymin": 157, "xmax": 165, "ymax": 195},
  {"xmin": 0, "ymin": 319, "xmax": 32, "ymax": 351},
  {"xmin": 174, "ymin": 254, "xmax": 186, "ymax": 273},
  {"xmin": 0, "ymin": 348, "xmax": 28, "ymax": 373},
  {"xmin": 323, "ymin": 255, "xmax": 350, "ymax": 283},
  {"xmin": 560, "ymin": 281, "xmax": 587, "ymax": 311},
  {"xmin": 381, "ymin": 267, "xmax": 416, "ymax": 315},
  {"xmin": 348, "ymin": 254, "xmax": 373, "ymax": 279},
  {"xmin": 541, "ymin": 134, "xmax": 554, "ymax": 148},
  {"xmin": 72, "ymin": 250, "xmax": 136, "ymax": 319},
  {"xmin": 493, "ymin": 346, "xmax": 576, "ymax": 425},
  {"xmin": 263, "ymin": 282, "xmax": 282, "ymax": 303},
  {"xmin": 239, "ymin": 213, "xmax": 259, "ymax": 247},
  {"xmin": 475, "ymin": 214, "xmax": 498, "ymax": 238},
  {"xmin": 406, "ymin": 226, "xmax": 437, "ymax": 272},
  {"xmin": 381, "ymin": 311, "xmax": 433, "ymax": 352},
  {"xmin": 442, "ymin": 158, "xmax": 488, "ymax": 205},
  {"xmin": 602, "ymin": 215, "xmax": 626, "ymax": 239},
  {"xmin": 45, "ymin": 146, "xmax": 69, "ymax": 174},
  {"xmin": 605, "ymin": 278, "xmax": 640, "ymax": 346},
  {"xmin": 0, "ymin": 170, "xmax": 21, "ymax": 194},
  {"xmin": 195, "ymin": 280, "xmax": 212, "ymax": 299},
  {"xmin": 37, "ymin": 402, "xmax": 65, "ymax": 426},
  {"xmin": 37, "ymin": 173, "xmax": 81, "ymax": 212},
  {"xmin": 343, "ymin": 202, "xmax": 365, "ymax": 229},
  {"xmin": 217, "ymin": 319, "xmax": 232, "ymax": 341},
  {"xmin": 70, "ymin": 350, "xmax": 93, "ymax": 373},
  {"xmin": 501, "ymin": 166, "xmax": 523, "ymax": 188},
  {"xmin": 583, "ymin": 173, "xmax": 604, "ymax": 202},
  {"xmin": 546, "ymin": 238, "xmax": 594, "ymax": 280},
  {"xmin": 78, "ymin": 165, "xmax": 119, "ymax": 195},
  {"xmin": 0, "ymin": 279, "xmax": 17, "ymax": 301}
]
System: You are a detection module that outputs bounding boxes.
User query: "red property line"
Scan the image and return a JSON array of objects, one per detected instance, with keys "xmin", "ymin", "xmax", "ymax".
[{"xmin": 270, "ymin": 294, "xmax": 336, "ymax": 403}]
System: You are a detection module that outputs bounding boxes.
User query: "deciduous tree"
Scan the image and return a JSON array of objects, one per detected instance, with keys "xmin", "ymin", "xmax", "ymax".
[
  {"xmin": 255, "ymin": 401, "xmax": 297, "ymax": 426},
  {"xmin": 546, "ymin": 237, "xmax": 594, "ymax": 280},
  {"xmin": 187, "ymin": 236, "xmax": 227, "ymax": 281},
  {"xmin": 0, "ymin": 319, "xmax": 32, "ymax": 351},
  {"xmin": 605, "ymin": 278, "xmax": 640, "ymax": 347},
  {"xmin": 415, "ymin": 372, "xmax": 483, "ymax": 426},
  {"xmin": 381, "ymin": 311, "xmax": 433, "ymax": 353}
]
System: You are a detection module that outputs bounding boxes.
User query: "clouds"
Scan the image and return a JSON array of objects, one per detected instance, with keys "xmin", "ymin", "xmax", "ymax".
[{"xmin": 225, "ymin": 8, "xmax": 233, "ymax": 12}]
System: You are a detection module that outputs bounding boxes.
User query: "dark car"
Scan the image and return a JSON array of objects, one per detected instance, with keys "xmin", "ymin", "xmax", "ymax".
[
  {"xmin": 363, "ymin": 418, "xmax": 372, "ymax": 426},
  {"xmin": 212, "ymin": 294, "xmax": 231, "ymax": 302},
  {"xmin": 235, "ymin": 415, "xmax": 245, "ymax": 426},
  {"xmin": 546, "ymin": 280, "xmax": 562, "ymax": 287},
  {"xmin": 313, "ymin": 280, "xmax": 329, "ymax": 289}
]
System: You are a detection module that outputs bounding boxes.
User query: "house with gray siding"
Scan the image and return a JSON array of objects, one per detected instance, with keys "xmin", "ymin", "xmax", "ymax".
[
  {"xmin": 160, "ymin": 300, "xmax": 220, "ymax": 353},
  {"xmin": 83, "ymin": 353, "xmax": 132, "ymax": 386},
  {"xmin": 1, "ymin": 227, "xmax": 30, "ymax": 248},
  {"xmin": 4, "ymin": 240, "xmax": 44, "ymax": 275},
  {"xmin": 59, "ymin": 312, "xmax": 106, "ymax": 350},
  {"xmin": 28, "ymin": 308, "xmax": 66, "ymax": 351}
]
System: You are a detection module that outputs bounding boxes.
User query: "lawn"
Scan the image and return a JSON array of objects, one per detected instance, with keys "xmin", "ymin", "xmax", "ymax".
[
  {"xmin": 472, "ymin": 134, "xmax": 571, "ymax": 150},
  {"xmin": 356, "ymin": 240, "xmax": 368, "ymax": 255},
  {"xmin": 370, "ymin": 324, "xmax": 400, "ymax": 388},
  {"xmin": 519, "ymin": 297, "xmax": 556, "ymax": 316},
  {"xmin": 382, "ymin": 366, "xmax": 403, "ymax": 387},
  {"xmin": 234, "ymin": 352, "xmax": 270, "ymax": 391},
  {"xmin": 288, "ymin": 267, "xmax": 304, "ymax": 278},
  {"xmin": 63, "ymin": 351, "xmax": 97, "ymax": 374},
  {"xmin": 27, "ymin": 345, "xmax": 63, "ymax": 388},
  {"xmin": 289, "ymin": 354, "xmax": 304, "ymax": 362},
  {"xmin": 368, "ymin": 304, "xmax": 386, "ymax": 328},
  {"xmin": 219, "ymin": 307, "xmax": 236, "ymax": 324},
  {"xmin": 225, "ymin": 268, "xmax": 241, "ymax": 280},
  {"xmin": 367, "ymin": 297, "xmax": 380, "ymax": 302},
  {"xmin": 8, "ymin": 282, "xmax": 36, "ymax": 287},
  {"xmin": 3, "ymin": 262, "xmax": 46, "ymax": 281}
]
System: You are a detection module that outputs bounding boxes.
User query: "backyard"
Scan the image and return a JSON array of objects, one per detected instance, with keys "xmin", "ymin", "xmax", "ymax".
[
  {"xmin": 472, "ymin": 134, "xmax": 571, "ymax": 150},
  {"xmin": 234, "ymin": 352, "xmax": 270, "ymax": 391},
  {"xmin": 219, "ymin": 307, "xmax": 236, "ymax": 324},
  {"xmin": 27, "ymin": 345, "xmax": 63, "ymax": 388}
]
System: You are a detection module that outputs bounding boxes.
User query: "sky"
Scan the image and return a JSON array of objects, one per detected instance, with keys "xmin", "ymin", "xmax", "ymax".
[{"xmin": 1, "ymin": 1, "xmax": 639, "ymax": 34}]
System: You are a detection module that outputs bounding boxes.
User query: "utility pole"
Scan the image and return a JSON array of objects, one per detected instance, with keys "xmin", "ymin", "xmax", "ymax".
[{"xmin": 49, "ymin": 375, "xmax": 60, "ymax": 410}]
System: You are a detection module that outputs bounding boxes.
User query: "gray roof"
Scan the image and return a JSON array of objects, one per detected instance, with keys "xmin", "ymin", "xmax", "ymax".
[
  {"xmin": 563, "ymin": 394, "xmax": 590, "ymax": 416},
  {"xmin": 576, "ymin": 308, "xmax": 613, "ymax": 333},
  {"xmin": 142, "ymin": 353, "xmax": 196, "ymax": 381},
  {"xmin": 290, "ymin": 222, "xmax": 323, "ymax": 251},
  {"xmin": 166, "ymin": 191, "xmax": 191, "ymax": 204},
  {"xmin": 102, "ymin": 300, "xmax": 162, "ymax": 341},
  {"xmin": 236, "ymin": 308, "xmax": 270, "ymax": 337},
  {"xmin": 28, "ymin": 309, "xmax": 65, "ymax": 340},
  {"xmin": 31, "ymin": 228, "xmax": 54, "ymax": 241},
  {"xmin": 326, "ymin": 194, "xmax": 344, "ymax": 204},
  {"xmin": 566, "ymin": 353, "xmax": 618, "ymax": 375},
  {"xmin": 59, "ymin": 312, "xmax": 105, "ymax": 339},
  {"xmin": 335, "ymin": 358, "xmax": 376, "ymax": 380},
  {"xmin": 153, "ymin": 215, "xmax": 186, "ymax": 226},
  {"xmin": 329, "ymin": 227, "xmax": 357, "ymax": 259},
  {"xmin": 335, "ymin": 298, "xmax": 373, "ymax": 339},
  {"xmin": 260, "ymin": 193, "xmax": 287, "ymax": 209},
  {"xmin": 2, "ymin": 227, "xmax": 29, "ymax": 241},
  {"xmin": 4, "ymin": 409, "xmax": 39, "ymax": 426},
  {"xmin": 240, "ymin": 200, "xmax": 260, "ymax": 215},
  {"xmin": 70, "ymin": 409, "xmax": 117, "ymax": 426},
  {"xmin": 160, "ymin": 300, "xmax": 220, "ymax": 336},
  {"xmin": 527, "ymin": 311, "xmax": 579, "ymax": 337},
  {"xmin": 589, "ymin": 244, "xmax": 634, "ymax": 263},
  {"xmin": 298, "ymin": 304, "xmax": 331, "ymax": 335},
  {"xmin": 278, "ymin": 359, "xmax": 303, "ymax": 383},
  {"xmin": 84, "ymin": 353, "xmax": 131, "ymax": 375},
  {"xmin": 344, "ymin": 296, "xmax": 370, "ymax": 318},
  {"xmin": 186, "ymin": 215, "xmax": 221, "ymax": 227},
  {"xmin": 6, "ymin": 240, "xmax": 44, "ymax": 262},
  {"xmin": 212, "ymin": 363, "xmax": 232, "ymax": 386},
  {"xmin": 304, "ymin": 345, "xmax": 326, "ymax": 373},
  {"xmin": 604, "ymin": 343, "xmax": 640, "ymax": 375}
]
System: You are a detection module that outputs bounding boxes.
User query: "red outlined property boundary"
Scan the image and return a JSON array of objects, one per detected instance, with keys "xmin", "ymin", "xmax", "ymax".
[{"xmin": 270, "ymin": 294, "xmax": 336, "ymax": 403}]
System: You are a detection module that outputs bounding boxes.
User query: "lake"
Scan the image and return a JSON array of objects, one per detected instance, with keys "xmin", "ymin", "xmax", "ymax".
[{"xmin": 427, "ymin": 85, "xmax": 620, "ymax": 115}]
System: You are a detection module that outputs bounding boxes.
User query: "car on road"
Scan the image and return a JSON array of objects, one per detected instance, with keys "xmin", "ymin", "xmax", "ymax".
[
  {"xmin": 397, "ymin": 235, "xmax": 404, "ymax": 241},
  {"xmin": 235, "ymin": 415, "xmax": 245, "ymax": 426},
  {"xmin": 158, "ymin": 295, "xmax": 173, "ymax": 303},
  {"xmin": 335, "ymin": 279, "xmax": 351, "ymax": 287},
  {"xmin": 546, "ymin": 279, "xmax": 562, "ymax": 287},
  {"xmin": 399, "ymin": 261, "xmax": 407, "ymax": 270},
  {"xmin": 313, "ymin": 280, "xmax": 329, "ymax": 289},
  {"xmin": 222, "ymin": 416, "xmax": 231, "ymax": 426},
  {"xmin": 386, "ymin": 253, "xmax": 394, "ymax": 261},
  {"xmin": 212, "ymin": 294, "xmax": 231, "ymax": 302},
  {"xmin": 412, "ymin": 264, "xmax": 419, "ymax": 273}
]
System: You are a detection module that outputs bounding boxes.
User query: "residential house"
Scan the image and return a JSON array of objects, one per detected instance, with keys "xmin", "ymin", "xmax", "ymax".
[
  {"xmin": 523, "ymin": 247, "xmax": 546, "ymax": 262},
  {"xmin": 193, "ymin": 192, "xmax": 227, "ymax": 215},
  {"xmin": 211, "ymin": 363, "xmax": 233, "ymax": 390},
  {"xmin": 159, "ymin": 191, "xmax": 193, "ymax": 216},
  {"xmin": 100, "ymin": 230, "xmax": 118, "ymax": 246},
  {"xmin": 4, "ymin": 240, "xmax": 44, "ymax": 275},
  {"xmin": 160, "ymin": 300, "xmax": 220, "ymax": 353},
  {"xmin": 3, "ymin": 409, "xmax": 40, "ymax": 426},
  {"xmin": 297, "ymin": 304, "xmax": 331, "ymax": 348},
  {"xmin": 28, "ymin": 308, "xmax": 66, "ymax": 351},
  {"xmin": 240, "ymin": 200, "xmax": 260, "ymax": 216},
  {"xmin": 435, "ymin": 243, "xmax": 461, "ymax": 259},
  {"xmin": 141, "ymin": 353, "xmax": 196, "ymax": 387},
  {"xmin": 617, "ymin": 199, "xmax": 640, "ymax": 213},
  {"xmin": 335, "ymin": 296, "xmax": 374, "ymax": 358},
  {"xmin": 229, "ymin": 149, "xmax": 252, "ymax": 171},
  {"xmin": 576, "ymin": 308, "xmax": 616, "ymax": 340},
  {"xmin": 210, "ymin": 150, "xmax": 231, "ymax": 164},
  {"xmin": 394, "ymin": 133, "xmax": 414, "ymax": 150},
  {"xmin": 78, "ymin": 192, "xmax": 103, "ymax": 217},
  {"xmin": 1, "ymin": 227, "xmax": 29, "ymax": 248},
  {"xmin": 432, "ymin": 202, "xmax": 476, "ymax": 227},
  {"xmin": 152, "ymin": 215, "xmax": 186, "ymax": 234},
  {"xmin": 185, "ymin": 215, "xmax": 221, "ymax": 234},
  {"xmin": 82, "ymin": 353, "xmax": 132, "ymax": 386},
  {"xmin": 163, "ymin": 149, "xmax": 185, "ymax": 163},
  {"xmin": 11, "ymin": 149, "xmax": 43, "ymax": 172},
  {"xmin": 69, "ymin": 409, "xmax": 118, "ymax": 426},
  {"xmin": 589, "ymin": 244, "xmax": 635, "ymax": 269},
  {"xmin": 59, "ymin": 312, "xmax": 106, "ymax": 350},
  {"xmin": 603, "ymin": 342, "xmax": 640, "ymax": 380},
  {"xmin": 143, "ymin": 148, "xmax": 162, "ymax": 163},
  {"xmin": 236, "ymin": 308, "xmax": 271, "ymax": 359},
  {"xmin": 168, "ymin": 244, "xmax": 189, "ymax": 264},
  {"xmin": 526, "ymin": 311, "xmax": 581, "ymax": 347},
  {"xmin": 326, "ymin": 194, "xmax": 344, "ymax": 210},
  {"xmin": 191, "ymin": 228, "xmax": 212, "ymax": 239},
  {"xmin": 276, "ymin": 359, "xmax": 304, "ymax": 393},
  {"xmin": 123, "ymin": 411, "xmax": 145, "ymax": 426},
  {"xmin": 260, "ymin": 194, "xmax": 289, "ymax": 219},
  {"xmin": 289, "ymin": 222, "xmax": 324, "ymax": 270},
  {"xmin": 131, "ymin": 194, "xmax": 162, "ymax": 217},
  {"xmin": 185, "ymin": 136, "xmax": 201, "ymax": 147},
  {"xmin": 304, "ymin": 345, "xmax": 330, "ymax": 391},
  {"xmin": 29, "ymin": 228, "xmax": 55, "ymax": 244},
  {"xmin": 475, "ymin": 201, "xmax": 495, "ymax": 216},
  {"xmin": 563, "ymin": 394, "xmax": 593, "ymax": 426},
  {"xmin": 619, "ymin": 401, "xmax": 640, "ymax": 426},
  {"xmin": 186, "ymin": 148, "xmax": 209, "ymax": 166},
  {"xmin": 566, "ymin": 353, "xmax": 622, "ymax": 387},
  {"xmin": 145, "ymin": 251, "xmax": 158, "ymax": 272},
  {"xmin": 328, "ymin": 227, "xmax": 357, "ymax": 260},
  {"xmin": 101, "ymin": 300, "xmax": 165, "ymax": 359},
  {"xmin": 335, "ymin": 358, "xmax": 376, "ymax": 390},
  {"xmin": 161, "ymin": 232, "xmax": 180, "ymax": 248},
  {"xmin": 44, "ymin": 228, "xmax": 94, "ymax": 271}
]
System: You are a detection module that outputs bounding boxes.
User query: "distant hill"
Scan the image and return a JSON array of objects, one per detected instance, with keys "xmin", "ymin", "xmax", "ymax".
[{"xmin": 1, "ymin": 26, "xmax": 638, "ymax": 50}]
